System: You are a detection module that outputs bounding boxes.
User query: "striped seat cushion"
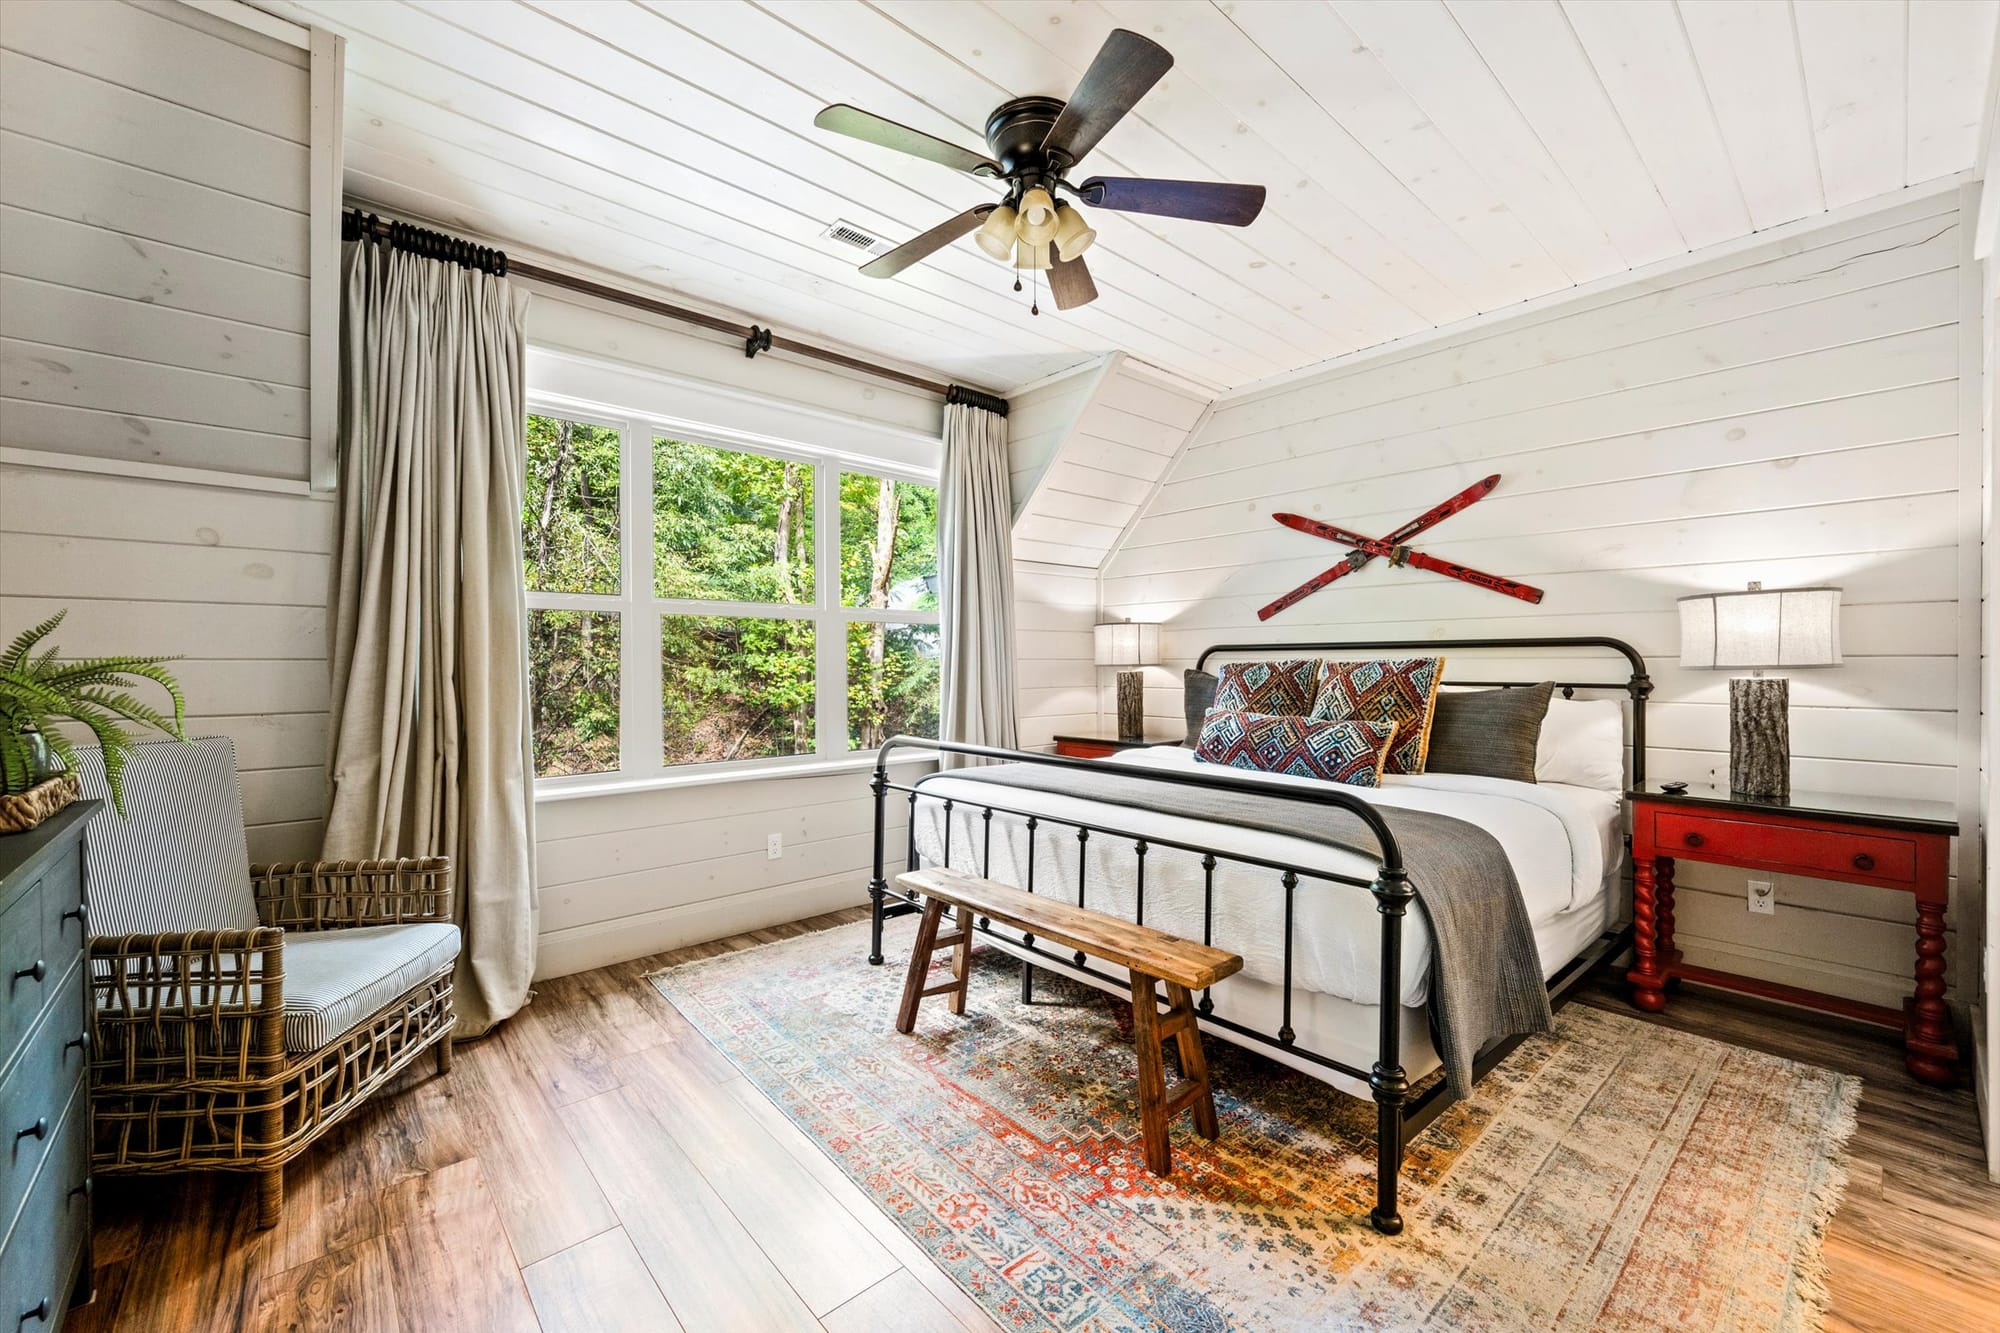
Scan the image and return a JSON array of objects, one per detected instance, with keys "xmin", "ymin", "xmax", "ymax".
[
  {"xmin": 75, "ymin": 736, "xmax": 259, "ymax": 934},
  {"xmin": 279, "ymin": 923, "xmax": 460, "ymax": 1052}
]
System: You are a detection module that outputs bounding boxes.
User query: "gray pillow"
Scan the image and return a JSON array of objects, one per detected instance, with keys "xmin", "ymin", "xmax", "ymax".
[
  {"xmin": 1424, "ymin": 682, "xmax": 1555, "ymax": 783},
  {"xmin": 1182, "ymin": 669, "xmax": 1217, "ymax": 746}
]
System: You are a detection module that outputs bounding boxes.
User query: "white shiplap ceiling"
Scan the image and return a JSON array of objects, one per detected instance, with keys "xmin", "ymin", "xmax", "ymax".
[{"xmin": 271, "ymin": 0, "xmax": 1997, "ymax": 396}]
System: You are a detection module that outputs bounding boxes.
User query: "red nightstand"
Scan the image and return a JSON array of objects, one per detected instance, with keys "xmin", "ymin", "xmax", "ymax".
[
  {"xmin": 1052, "ymin": 735, "xmax": 1183, "ymax": 760},
  {"xmin": 1626, "ymin": 783, "xmax": 1959, "ymax": 1086}
]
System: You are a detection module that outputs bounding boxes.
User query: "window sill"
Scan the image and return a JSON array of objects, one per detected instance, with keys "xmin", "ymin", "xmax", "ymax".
[{"xmin": 532, "ymin": 749, "xmax": 939, "ymax": 804}]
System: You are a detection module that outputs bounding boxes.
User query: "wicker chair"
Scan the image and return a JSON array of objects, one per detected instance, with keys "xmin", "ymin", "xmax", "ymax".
[{"xmin": 76, "ymin": 737, "xmax": 459, "ymax": 1228}]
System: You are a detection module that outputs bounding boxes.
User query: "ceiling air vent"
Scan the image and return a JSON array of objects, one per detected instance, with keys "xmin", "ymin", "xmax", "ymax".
[{"xmin": 819, "ymin": 219, "xmax": 893, "ymax": 257}]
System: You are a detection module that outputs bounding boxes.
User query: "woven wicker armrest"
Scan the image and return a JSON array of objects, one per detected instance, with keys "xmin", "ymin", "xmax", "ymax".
[
  {"xmin": 89, "ymin": 928, "xmax": 288, "ymax": 1080},
  {"xmin": 251, "ymin": 857, "xmax": 454, "ymax": 931}
]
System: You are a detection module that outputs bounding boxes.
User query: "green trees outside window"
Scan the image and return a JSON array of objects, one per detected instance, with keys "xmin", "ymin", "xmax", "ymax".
[{"xmin": 523, "ymin": 407, "xmax": 939, "ymax": 781}]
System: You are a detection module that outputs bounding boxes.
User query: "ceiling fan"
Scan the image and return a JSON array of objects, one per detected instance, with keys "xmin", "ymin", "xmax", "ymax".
[{"xmin": 813, "ymin": 28, "xmax": 1266, "ymax": 313}]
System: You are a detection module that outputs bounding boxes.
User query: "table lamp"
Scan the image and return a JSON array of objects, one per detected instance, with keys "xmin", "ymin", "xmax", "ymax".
[
  {"xmin": 1094, "ymin": 621, "xmax": 1160, "ymax": 742},
  {"xmin": 1677, "ymin": 582, "xmax": 1841, "ymax": 799}
]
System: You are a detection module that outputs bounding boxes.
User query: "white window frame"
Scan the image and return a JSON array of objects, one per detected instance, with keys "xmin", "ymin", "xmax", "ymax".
[{"xmin": 525, "ymin": 389, "xmax": 941, "ymax": 795}]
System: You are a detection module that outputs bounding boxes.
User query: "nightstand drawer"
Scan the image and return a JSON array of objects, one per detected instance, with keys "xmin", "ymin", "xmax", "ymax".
[
  {"xmin": 1055, "ymin": 739, "xmax": 1119, "ymax": 759},
  {"xmin": 1652, "ymin": 811, "xmax": 1917, "ymax": 883}
]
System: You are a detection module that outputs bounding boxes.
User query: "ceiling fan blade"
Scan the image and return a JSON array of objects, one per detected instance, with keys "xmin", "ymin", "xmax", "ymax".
[
  {"xmin": 860, "ymin": 205, "xmax": 996, "ymax": 279},
  {"xmin": 1041, "ymin": 29, "xmax": 1173, "ymax": 168},
  {"xmin": 1076, "ymin": 177, "xmax": 1266, "ymax": 226},
  {"xmin": 814, "ymin": 104, "xmax": 1001, "ymax": 177},
  {"xmin": 1047, "ymin": 254, "xmax": 1098, "ymax": 311}
]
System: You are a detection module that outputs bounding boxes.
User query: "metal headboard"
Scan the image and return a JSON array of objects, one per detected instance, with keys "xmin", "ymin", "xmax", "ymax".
[{"xmin": 1194, "ymin": 635, "xmax": 1652, "ymax": 788}]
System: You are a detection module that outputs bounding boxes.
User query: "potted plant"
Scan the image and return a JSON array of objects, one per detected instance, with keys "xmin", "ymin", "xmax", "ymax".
[{"xmin": 0, "ymin": 611, "xmax": 187, "ymax": 831}]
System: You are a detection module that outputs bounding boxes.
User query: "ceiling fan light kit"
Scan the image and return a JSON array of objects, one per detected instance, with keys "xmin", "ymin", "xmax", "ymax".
[{"xmin": 812, "ymin": 29, "xmax": 1266, "ymax": 314}]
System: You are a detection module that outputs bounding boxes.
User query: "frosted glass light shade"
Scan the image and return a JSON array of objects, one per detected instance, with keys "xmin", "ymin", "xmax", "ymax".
[
  {"xmin": 1019, "ymin": 186, "xmax": 1056, "ymax": 227},
  {"xmin": 1679, "ymin": 585, "xmax": 1841, "ymax": 669},
  {"xmin": 1016, "ymin": 239, "xmax": 1052, "ymax": 270},
  {"xmin": 1052, "ymin": 203, "xmax": 1097, "ymax": 260},
  {"xmin": 975, "ymin": 204, "xmax": 1018, "ymax": 260},
  {"xmin": 1094, "ymin": 621, "xmax": 1160, "ymax": 666}
]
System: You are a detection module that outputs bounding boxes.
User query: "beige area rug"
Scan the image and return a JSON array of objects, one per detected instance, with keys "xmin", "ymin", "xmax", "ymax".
[{"xmin": 650, "ymin": 920, "xmax": 1859, "ymax": 1331}]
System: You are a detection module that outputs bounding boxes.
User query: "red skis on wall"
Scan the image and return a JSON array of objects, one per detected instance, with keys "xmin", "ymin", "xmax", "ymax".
[{"xmin": 1257, "ymin": 474, "xmax": 1544, "ymax": 620}]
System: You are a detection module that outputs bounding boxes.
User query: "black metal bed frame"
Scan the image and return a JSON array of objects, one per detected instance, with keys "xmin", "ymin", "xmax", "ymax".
[{"xmin": 867, "ymin": 635, "xmax": 1650, "ymax": 1235}]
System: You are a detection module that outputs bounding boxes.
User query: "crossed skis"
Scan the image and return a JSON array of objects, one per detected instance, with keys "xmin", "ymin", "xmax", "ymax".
[{"xmin": 1258, "ymin": 474, "xmax": 1544, "ymax": 621}]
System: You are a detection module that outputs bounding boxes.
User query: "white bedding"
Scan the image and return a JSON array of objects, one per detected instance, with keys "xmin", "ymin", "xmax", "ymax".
[{"xmin": 909, "ymin": 746, "xmax": 1622, "ymax": 1010}]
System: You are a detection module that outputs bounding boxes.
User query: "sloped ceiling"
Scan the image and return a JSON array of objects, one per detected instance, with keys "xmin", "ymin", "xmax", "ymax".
[{"xmin": 274, "ymin": 0, "xmax": 1996, "ymax": 396}]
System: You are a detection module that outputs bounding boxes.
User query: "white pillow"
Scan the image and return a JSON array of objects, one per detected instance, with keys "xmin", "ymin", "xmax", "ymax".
[{"xmin": 1535, "ymin": 697, "xmax": 1625, "ymax": 791}]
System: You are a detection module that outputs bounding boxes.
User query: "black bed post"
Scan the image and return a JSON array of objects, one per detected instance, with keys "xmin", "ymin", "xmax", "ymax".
[
  {"xmin": 1369, "ymin": 860, "xmax": 1415, "ymax": 1236},
  {"xmin": 868, "ymin": 751, "xmax": 890, "ymax": 966}
]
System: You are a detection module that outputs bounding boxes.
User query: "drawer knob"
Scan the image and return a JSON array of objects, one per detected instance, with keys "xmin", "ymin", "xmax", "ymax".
[
  {"xmin": 68, "ymin": 1178, "xmax": 92, "ymax": 1203},
  {"xmin": 21, "ymin": 1298, "xmax": 50, "ymax": 1323},
  {"xmin": 61, "ymin": 904, "xmax": 86, "ymax": 929},
  {"xmin": 12, "ymin": 958, "xmax": 46, "ymax": 984},
  {"xmin": 1682, "ymin": 831, "xmax": 1706, "ymax": 848},
  {"xmin": 1853, "ymin": 852, "xmax": 1876, "ymax": 872},
  {"xmin": 16, "ymin": 1117, "xmax": 47, "ymax": 1143},
  {"xmin": 64, "ymin": 1032, "xmax": 90, "ymax": 1059}
]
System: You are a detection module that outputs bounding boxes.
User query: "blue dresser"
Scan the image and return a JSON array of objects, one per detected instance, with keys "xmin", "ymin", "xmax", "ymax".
[{"xmin": 0, "ymin": 802, "xmax": 95, "ymax": 1330}]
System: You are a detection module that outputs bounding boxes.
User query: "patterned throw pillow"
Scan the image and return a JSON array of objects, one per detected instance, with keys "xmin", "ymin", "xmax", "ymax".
[
  {"xmin": 1212, "ymin": 658, "xmax": 1321, "ymax": 717},
  {"xmin": 1310, "ymin": 657, "xmax": 1445, "ymax": 775},
  {"xmin": 1193, "ymin": 709, "xmax": 1400, "ymax": 787}
]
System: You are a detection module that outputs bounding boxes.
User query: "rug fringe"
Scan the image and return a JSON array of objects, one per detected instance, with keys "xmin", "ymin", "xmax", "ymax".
[{"xmin": 1786, "ymin": 1073, "xmax": 1863, "ymax": 1333}]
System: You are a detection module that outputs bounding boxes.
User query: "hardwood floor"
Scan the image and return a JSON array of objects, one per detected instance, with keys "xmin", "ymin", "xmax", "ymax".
[{"xmin": 69, "ymin": 908, "xmax": 1997, "ymax": 1332}]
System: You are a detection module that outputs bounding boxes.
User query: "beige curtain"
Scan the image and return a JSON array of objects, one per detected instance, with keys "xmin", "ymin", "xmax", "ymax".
[
  {"xmin": 324, "ymin": 239, "xmax": 535, "ymax": 1037},
  {"xmin": 938, "ymin": 400, "xmax": 1018, "ymax": 762}
]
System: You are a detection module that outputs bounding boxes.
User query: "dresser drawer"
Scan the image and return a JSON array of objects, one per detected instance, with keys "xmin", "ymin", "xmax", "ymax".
[
  {"xmin": 0, "ymin": 959, "xmax": 87, "ymax": 1244},
  {"xmin": 37, "ymin": 844, "xmax": 85, "ymax": 978},
  {"xmin": 0, "ymin": 883, "xmax": 45, "ymax": 1060},
  {"xmin": 0, "ymin": 1088, "xmax": 88, "ymax": 1332},
  {"xmin": 1653, "ymin": 811, "xmax": 1918, "ymax": 883}
]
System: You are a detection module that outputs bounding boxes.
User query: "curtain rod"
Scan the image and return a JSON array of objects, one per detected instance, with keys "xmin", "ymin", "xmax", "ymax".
[{"xmin": 341, "ymin": 208, "xmax": 1005, "ymax": 413}]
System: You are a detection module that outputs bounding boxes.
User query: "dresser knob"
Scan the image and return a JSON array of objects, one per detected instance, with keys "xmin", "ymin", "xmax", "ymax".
[
  {"xmin": 15, "ymin": 1118, "xmax": 47, "ymax": 1143},
  {"xmin": 1682, "ymin": 832, "xmax": 1706, "ymax": 848},
  {"xmin": 1853, "ymin": 852, "xmax": 1876, "ymax": 872},
  {"xmin": 61, "ymin": 904, "xmax": 86, "ymax": 930},
  {"xmin": 12, "ymin": 959, "xmax": 46, "ymax": 984},
  {"xmin": 64, "ymin": 1032, "xmax": 89, "ymax": 1059},
  {"xmin": 21, "ymin": 1297, "xmax": 50, "ymax": 1323},
  {"xmin": 68, "ymin": 1178, "xmax": 92, "ymax": 1203}
]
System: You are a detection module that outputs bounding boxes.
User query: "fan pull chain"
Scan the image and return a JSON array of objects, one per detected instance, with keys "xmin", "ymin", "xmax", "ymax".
[{"xmin": 1031, "ymin": 265, "xmax": 1040, "ymax": 317}]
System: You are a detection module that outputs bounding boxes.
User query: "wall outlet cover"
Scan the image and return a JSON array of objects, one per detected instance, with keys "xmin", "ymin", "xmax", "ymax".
[
  {"xmin": 767, "ymin": 833, "xmax": 783, "ymax": 860},
  {"xmin": 1748, "ymin": 879, "xmax": 1775, "ymax": 916}
]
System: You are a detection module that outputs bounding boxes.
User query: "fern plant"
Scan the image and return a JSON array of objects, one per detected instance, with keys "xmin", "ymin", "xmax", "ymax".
[{"xmin": 0, "ymin": 611, "xmax": 187, "ymax": 815}]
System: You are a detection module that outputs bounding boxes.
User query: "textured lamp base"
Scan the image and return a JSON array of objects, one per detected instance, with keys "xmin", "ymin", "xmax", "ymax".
[
  {"xmin": 1730, "ymin": 677, "xmax": 1789, "ymax": 799},
  {"xmin": 1116, "ymin": 670, "xmax": 1144, "ymax": 742}
]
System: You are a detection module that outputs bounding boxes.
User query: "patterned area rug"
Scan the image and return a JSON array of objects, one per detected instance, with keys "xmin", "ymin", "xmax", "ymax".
[{"xmin": 649, "ymin": 920, "xmax": 1858, "ymax": 1332}]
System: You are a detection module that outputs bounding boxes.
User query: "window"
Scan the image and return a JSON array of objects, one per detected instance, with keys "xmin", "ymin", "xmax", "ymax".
[{"xmin": 523, "ymin": 403, "xmax": 939, "ymax": 784}]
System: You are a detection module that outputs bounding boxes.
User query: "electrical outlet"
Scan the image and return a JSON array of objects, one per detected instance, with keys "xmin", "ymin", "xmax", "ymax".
[
  {"xmin": 766, "ymin": 832, "xmax": 783, "ymax": 860},
  {"xmin": 1748, "ymin": 879, "xmax": 1775, "ymax": 916}
]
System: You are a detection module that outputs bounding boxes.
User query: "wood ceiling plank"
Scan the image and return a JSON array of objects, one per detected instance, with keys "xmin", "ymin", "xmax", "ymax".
[
  {"xmin": 1560, "ymin": 0, "xmax": 1754, "ymax": 250},
  {"xmin": 1905, "ymin": 0, "xmax": 1999, "ymax": 184},
  {"xmin": 1089, "ymin": 0, "xmax": 1500, "ymax": 317},
  {"xmin": 1676, "ymin": 0, "xmax": 1827, "ymax": 230},
  {"xmin": 1446, "ymin": 0, "xmax": 1685, "ymax": 268},
  {"xmin": 961, "ymin": 0, "xmax": 1437, "ymax": 345},
  {"xmin": 1224, "ymin": 0, "xmax": 1573, "ymax": 298},
  {"xmin": 1330, "ymin": 0, "xmax": 1625, "ymax": 281},
  {"xmin": 1794, "ymin": 0, "xmax": 1909, "ymax": 207}
]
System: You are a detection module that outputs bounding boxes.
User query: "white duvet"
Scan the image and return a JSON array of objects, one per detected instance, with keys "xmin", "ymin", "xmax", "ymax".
[{"xmin": 908, "ymin": 746, "xmax": 1621, "ymax": 1009}]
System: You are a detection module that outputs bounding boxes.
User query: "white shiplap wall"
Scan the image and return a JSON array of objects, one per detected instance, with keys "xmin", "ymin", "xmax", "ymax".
[
  {"xmin": 0, "ymin": 0, "xmax": 329, "ymax": 861},
  {"xmin": 1099, "ymin": 189, "xmax": 1984, "ymax": 1014},
  {"xmin": 527, "ymin": 285, "xmax": 939, "ymax": 978}
]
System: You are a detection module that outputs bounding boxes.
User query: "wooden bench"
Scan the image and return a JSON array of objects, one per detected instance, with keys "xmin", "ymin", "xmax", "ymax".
[{"xmin": 894, "ymin": 866, "xmax": 1245, "ymax": 1177}]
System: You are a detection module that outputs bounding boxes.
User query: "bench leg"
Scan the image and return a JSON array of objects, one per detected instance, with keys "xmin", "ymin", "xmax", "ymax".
[
  {"xmin": 896, "ymin": 897, "xmax": 948, "ymax": 1034},
  {"xmin": 1129, "ymin": 975, "xmax": 1173, "ymax": 1177},
  {"xmin": 947, "ymin": 905, "xmax": 972, "ymax": 1017},
  {"xmin": 1165, "ymin": 983, "xmax": 1218, "ymax": 1141}
]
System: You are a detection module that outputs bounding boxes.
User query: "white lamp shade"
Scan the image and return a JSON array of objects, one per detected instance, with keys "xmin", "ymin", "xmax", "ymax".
[
  {"xmin": 1094, "ymin": 622, "xmax": 1160, "ymax": 666},
  {"xmin": 1679, "ymin": 586, "xmax": 1841, "ymax": 669}
]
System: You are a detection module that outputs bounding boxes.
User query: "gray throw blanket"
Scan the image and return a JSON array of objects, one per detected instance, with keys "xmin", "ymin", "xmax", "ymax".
[{"xmin": 921, "ymin": 764, "xmax": 1553, "ymax": 1097}]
